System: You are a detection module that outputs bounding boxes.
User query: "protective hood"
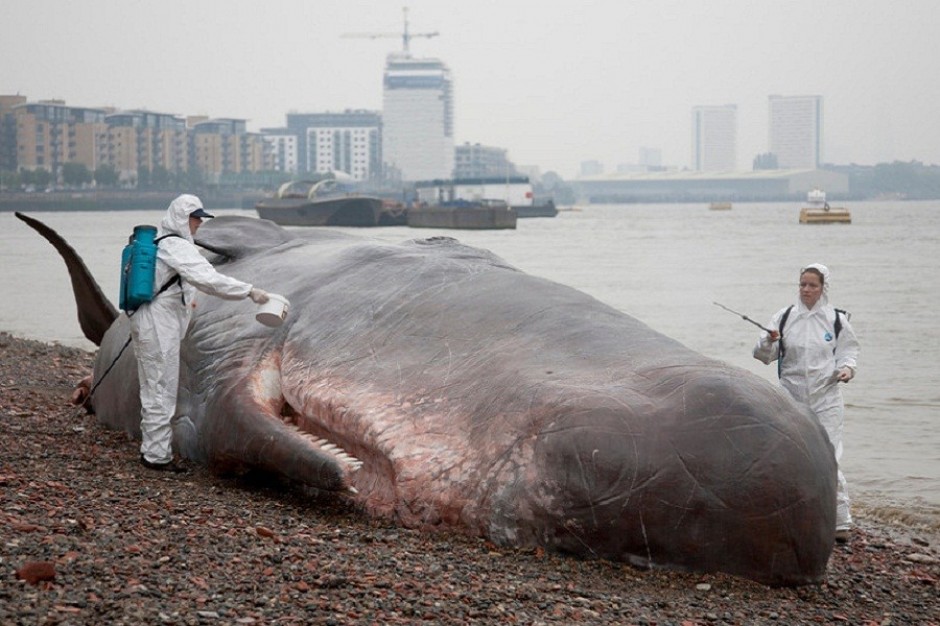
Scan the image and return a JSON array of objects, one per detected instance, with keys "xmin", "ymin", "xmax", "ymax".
[
  {"xmin": 159, "ymin": 194, "xmax": 202, "ymax": 242},
  {"xmin": 801, "ymin": 262, "xmax": 830, "ymax": 307}
]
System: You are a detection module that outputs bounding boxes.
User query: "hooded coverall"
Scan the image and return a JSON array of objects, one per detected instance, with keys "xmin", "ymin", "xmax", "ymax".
[
  {"xmin": 753, "ymin": 263, "xmax": 860, "ymax": 530},
  {"xmin": 129, "ymin": 194, "xmax": 254, "ymax": 465}
]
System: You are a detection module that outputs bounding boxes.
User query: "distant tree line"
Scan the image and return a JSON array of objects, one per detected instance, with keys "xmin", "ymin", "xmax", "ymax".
[
  {"xmin": 749, "ymin": 155, "xmax": 940, "ymax": 199},
  {"xmin": 825, "ymin": 161, "xmax": 940, "ymax": 200},
  {"xmin": 535, "ymin": 171, "xmax": 576, "ymax": 205},
  {"xmin": 752, "ymin": 153, "xmax": 779, "ymax": 170}
]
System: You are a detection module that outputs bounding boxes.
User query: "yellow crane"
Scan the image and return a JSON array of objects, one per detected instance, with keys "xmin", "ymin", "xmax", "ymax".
[{"xmin": 341, "ymin": 6, "xmax": 439, "ymax": 56}]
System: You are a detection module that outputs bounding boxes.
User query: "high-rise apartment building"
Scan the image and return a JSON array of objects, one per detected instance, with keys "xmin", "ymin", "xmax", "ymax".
[
  {"xmin": 691, "ymin": 105, "xmax": 737, "ymax": 172},
  {"xmin": 768, "ymin": 95, "xmax": 823, "ymax": 169},
  {"xmin": 99, "ymin": 110, "xmax": 189, "ymax": 182},
  {"xmin": 260, "ymin": 128, "xmax": 299, "ymax": 175},
  {"xmin": 12, "ymin": 100, "xmax": 108, "ymax": 174},
  {"xmin": 2, "ymin": 95, "xmax": 273, "ymax": 186},
  {"xmin": 382, "ymin": 54, "xmax": 453, "ymax": 181},
  {"xmin": 454, "ymin": 142, "xmax": 516, "ymax": 179},
  {"xmin": 191, "ymin": 118, "xmax": 269, "ymax": 184},
  {"xmin": 0, "ymin": 95, "xmax": 27, "ymax": 172},
  {"xmin": 285, "ymin": 110, "xmax": 381, "ymax": 180}
]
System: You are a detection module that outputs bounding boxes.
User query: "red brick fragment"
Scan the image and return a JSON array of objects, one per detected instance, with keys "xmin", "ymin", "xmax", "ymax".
[
  {"xmin": 16, "ymin": 561, "xmax": 56, "ymax": 585},
  {"xmin": 255, "ymin": 525, "xmax": 275, "ymax": 538}
]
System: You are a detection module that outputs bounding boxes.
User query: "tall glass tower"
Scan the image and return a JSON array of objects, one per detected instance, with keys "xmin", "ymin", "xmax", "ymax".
[{"xmin": 382, "ymin": 53, "xmax": 454, "ymax": 182}]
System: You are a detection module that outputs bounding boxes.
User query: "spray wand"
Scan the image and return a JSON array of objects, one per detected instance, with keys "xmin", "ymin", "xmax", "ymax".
[{"xmin": 712, "ymin": 302, "xmax": 774, "ymax": 333}]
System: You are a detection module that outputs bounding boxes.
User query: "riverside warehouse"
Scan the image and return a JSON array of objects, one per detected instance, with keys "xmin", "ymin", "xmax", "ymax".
[{"xmin": 570, "ymin": 168, "xmax": 849, "ymax": 204}]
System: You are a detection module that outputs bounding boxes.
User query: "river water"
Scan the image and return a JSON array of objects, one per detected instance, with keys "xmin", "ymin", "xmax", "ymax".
[{"xmin": 2, "ymin": 201, "xmax": 938, "ymax": 530}]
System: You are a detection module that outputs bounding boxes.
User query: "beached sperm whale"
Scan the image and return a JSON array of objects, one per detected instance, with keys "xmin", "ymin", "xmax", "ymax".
[{"xmin": 16, "ymin": 212, "xmax": 838, "ymax": 586}]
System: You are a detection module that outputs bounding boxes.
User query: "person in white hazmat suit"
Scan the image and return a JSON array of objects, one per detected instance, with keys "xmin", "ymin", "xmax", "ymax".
[
  {"xmin": 130, "ymin": 194, "xmax": 270, "ymax": 473},
  {"xmin": 753, "ymin": 263, "xmax": 860, "ymax": 543}
]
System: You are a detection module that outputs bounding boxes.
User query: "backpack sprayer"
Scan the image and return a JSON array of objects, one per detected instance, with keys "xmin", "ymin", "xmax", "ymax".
[
  {"xmin": 83, "ymin": 225, "xmax": 164, "ymax": 405},
  {"xmin": 712, "ymin": 301, "xmax": 773, "ymax": 333}
]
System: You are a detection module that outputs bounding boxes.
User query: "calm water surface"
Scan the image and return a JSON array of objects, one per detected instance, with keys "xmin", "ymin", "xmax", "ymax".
[{"xmin": 2, "ymin": 201, "xmax": 938, "ymax": 529}]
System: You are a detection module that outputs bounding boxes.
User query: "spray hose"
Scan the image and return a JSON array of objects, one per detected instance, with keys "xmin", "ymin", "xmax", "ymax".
[
  {"xmin": 84, "ymin": 334, "xmax": 132, "ymax": 402},
  {"xmin": 85, "ymin": 270, "xmax": 180, "ymax": 405},
  {"xmin": 712, "ymin": 301, "xmax": 773, "ymax": 333},
  {"xmin": 82, "ymin": 310, "xmax": 136, "ymax": 406}
]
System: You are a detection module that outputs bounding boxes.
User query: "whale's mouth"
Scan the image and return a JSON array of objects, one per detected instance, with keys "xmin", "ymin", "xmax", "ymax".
[
  {"xmin": 245, "ymin": 354, "xmax": 365, "ymax": 492},
  {"xmin": 278, "ymin": 399, "xmax": 363, "ymax": 475}
]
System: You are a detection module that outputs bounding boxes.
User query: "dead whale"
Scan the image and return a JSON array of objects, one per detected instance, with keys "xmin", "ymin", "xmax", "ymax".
[{"xmin": 16, "ymin": 212, "xmax": 838, "ymax": 586}]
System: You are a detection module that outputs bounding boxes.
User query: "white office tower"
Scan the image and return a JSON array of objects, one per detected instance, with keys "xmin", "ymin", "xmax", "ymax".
[
  {"xmin": 768, "ymin": 95, "xmax": 823, "ymax": 168},
  {"xmin": 691, "ymin": 105, "xmax": 737, "ymax": 171},
  {"xmin": 382, "ymin": 53, "xmax": 454, "ymax": 181}
]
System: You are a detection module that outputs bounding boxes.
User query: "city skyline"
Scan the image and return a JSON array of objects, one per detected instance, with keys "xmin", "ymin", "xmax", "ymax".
[{"xmin": 2, "ymin": 0, "xmax": 939, "ymax": 178}]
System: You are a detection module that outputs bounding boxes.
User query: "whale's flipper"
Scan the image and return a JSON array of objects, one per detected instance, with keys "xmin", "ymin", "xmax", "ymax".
[{"xmin": 15, "ymin": 212, "xmax": 118, "ymax": 346}]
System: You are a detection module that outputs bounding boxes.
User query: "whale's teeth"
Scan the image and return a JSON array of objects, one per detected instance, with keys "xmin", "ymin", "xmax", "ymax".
[
  {"xmin": 291, "ymin": 426, "xmax": 360, "ymax": 467},
  {"xmin": 341, "ymin": 453, "xmax": 362, "ymax": 467},
  {"xmin": 348, "ymin": 486, "xmax": 359, "ymax": 494}
]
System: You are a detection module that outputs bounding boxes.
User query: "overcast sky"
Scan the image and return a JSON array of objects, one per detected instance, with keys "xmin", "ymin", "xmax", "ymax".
[{"xmin": 3, "ymin": 0, "xmax": 938, "ymax": 178}]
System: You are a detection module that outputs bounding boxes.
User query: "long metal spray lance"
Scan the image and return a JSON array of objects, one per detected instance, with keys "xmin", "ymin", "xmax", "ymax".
[{"xmin": 712, "ymin": 302, "xmax": 774, "ymax": 333}]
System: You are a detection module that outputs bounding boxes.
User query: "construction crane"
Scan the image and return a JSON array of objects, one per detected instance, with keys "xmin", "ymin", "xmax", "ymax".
[{"xmin": 341, "ymin": 6, "xmax": 439, "ymax": 57}]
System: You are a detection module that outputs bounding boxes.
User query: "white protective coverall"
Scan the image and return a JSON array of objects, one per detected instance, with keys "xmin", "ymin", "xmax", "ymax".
[
  {"xmin": 129, "ymin": 194, "xmax": 254, "ymax": 465},
  {"xmin": 753, "ymin": 263, "xmax": 860, "ymax": 530}
]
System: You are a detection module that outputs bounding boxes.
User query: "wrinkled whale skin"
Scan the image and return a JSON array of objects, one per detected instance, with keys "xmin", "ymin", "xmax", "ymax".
[{"xmin": 17, "ymin": 213, "xmax": 837, "ymax": 586}]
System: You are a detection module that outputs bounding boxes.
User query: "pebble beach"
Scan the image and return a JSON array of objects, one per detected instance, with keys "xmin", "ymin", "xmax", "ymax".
[{"xmin": 2, "ymin": 332, "xmax": 938, "ymax": 625}]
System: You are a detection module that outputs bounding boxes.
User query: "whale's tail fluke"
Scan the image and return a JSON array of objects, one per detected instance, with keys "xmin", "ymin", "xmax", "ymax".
[{"xmin": 15, "ymin": 212, "xmax": 117, "ymax": 346}]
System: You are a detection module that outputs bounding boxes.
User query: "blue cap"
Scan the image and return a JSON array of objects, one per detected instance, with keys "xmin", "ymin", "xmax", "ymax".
[{"xmin": 190, "ymin": 207, "xmax": 215, "ymax": 219}]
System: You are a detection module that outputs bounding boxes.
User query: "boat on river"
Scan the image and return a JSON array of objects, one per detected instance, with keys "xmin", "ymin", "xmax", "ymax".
[
  {"xmin": 407, "ymin": 199, "xmax": 517, "ymax": 230},
  {"xmin": 413, "ymin": 177, "xmax": 556, "ymax": 219},
  {"xmin": 514, "ymin": 199, "xmax": 558, "ymax": 217},
  {"xmin": 799, "ymin": 188, "xmax": 851, "ymax": 224},
  {"xmin": 255, "ymin": 179, "xmax": 383, "ymax": 227}
]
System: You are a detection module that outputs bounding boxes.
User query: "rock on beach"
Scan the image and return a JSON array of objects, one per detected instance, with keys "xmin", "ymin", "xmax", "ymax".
[{"xmin": 14, "ymin": 561, "xmax": 56, "ymax": 585}]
